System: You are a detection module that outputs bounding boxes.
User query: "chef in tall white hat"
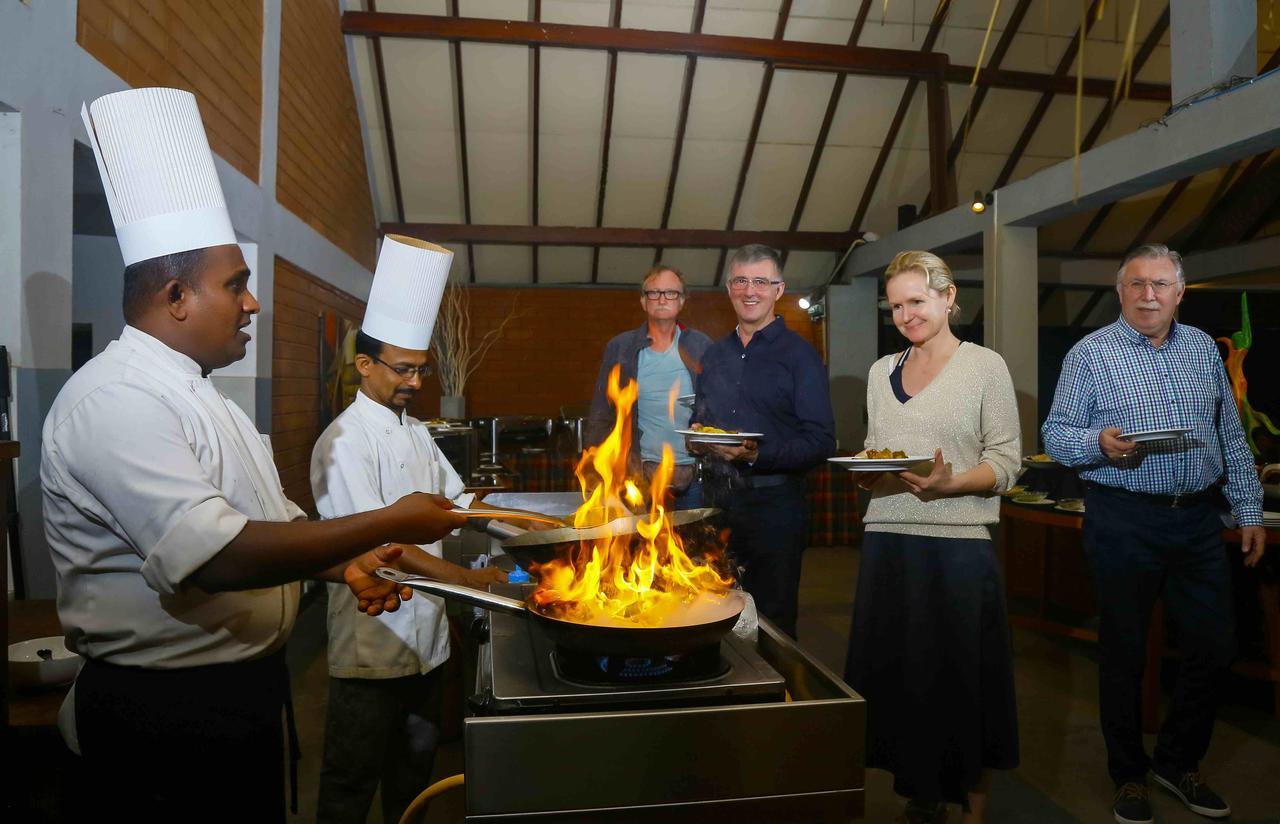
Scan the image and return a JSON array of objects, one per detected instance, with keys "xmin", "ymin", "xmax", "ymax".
[
  {"xmin": 41, "ymin": 88, "xmax": 464, "ymax": 820},
  {"xmin": 310, "ymin": 235, "xmax": 507, "ymax": 823}
]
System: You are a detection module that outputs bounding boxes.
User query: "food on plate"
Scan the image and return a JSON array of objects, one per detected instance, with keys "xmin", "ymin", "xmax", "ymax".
[
  {"xmin": 1013, "ymin": 493, "xmax": 1052, "ymax": 504},
  {"xmin": 1002, "ymin": 485, "xmax": 1027, "ymax": 497},
  {"xmin": 1055, "ymin": 499, "xmax": 1085, "ymax": 512},
  {"xmin": 863, "ymin": 448, "xmax": 909, "ymax": 459},
  {"xmin": 697, "ymin": 426, "xmax": 738, "ymax": 435},
  {"xmin": 1024, "ymin": 453, "xmax": 1053, "ymax": 462}
]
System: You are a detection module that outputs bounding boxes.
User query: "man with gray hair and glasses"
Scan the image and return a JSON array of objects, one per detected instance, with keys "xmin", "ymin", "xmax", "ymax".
[
  {"xmin": 690, "ymin": 245, "xmax": 835, "ymax": 638},
  {"xmin": 1042, "ymin": 243, "xmax": 1264, "ymax": 824}
]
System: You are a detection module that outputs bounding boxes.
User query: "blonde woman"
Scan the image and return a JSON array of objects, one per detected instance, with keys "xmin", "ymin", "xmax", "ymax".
[{"xmin": 844, "ymin": 251, "xmax": 1021, "ymax": 824}]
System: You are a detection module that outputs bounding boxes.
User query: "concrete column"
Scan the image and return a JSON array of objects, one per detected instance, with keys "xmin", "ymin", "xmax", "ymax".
[
  {"xmin": 1170, "ymin": 0, "xmax": 1256, "ymax": 104},
  {"xmin": 983, "ymin": 219, "xmax": 1039, "ymax": 453},
  {"xmin": 826, "ymin": 280, "xmax": 880, "ymax": 453}
]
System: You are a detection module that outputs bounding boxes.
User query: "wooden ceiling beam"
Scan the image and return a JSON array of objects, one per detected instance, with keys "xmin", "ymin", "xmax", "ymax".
[
  {"xmin": 530, "ymin": 0, "xmax": 541, "ymax": 283},
  {"xmin": 847, "ymin": 0, "xmax": 954, "ymax": 234},
  {"xmin": 713, "ymin": 0, "xmax": 792, "ymax": 286},
  {"xmin": 780, "ymin": 0, "xmax": 873, "ymax": 267},
  {"xmin": 342, "ymin": 9, "xmax": 945, "ymax": 78},
  {"xmin": 383, "ymin": 222, "xmax": 861, "ymax": 251},
  {"xmin": 654, "ymin": 0, "xmax": 707, "ymax": 265},
  {"xmin": 589, "ymin": 1, "xmax": 624, "ymax": 284},
  {"xmin": 366, "ymin": 0, "xmax": 405, "ymax": 224},
  {"xmin": 447, "ymin": 0, "xmax": 475, "ymax": 282}
]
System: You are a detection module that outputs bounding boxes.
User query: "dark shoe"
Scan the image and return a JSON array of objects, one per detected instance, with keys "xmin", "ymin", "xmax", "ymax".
[
  {"xmin": 1112, "ymin": 782, "xmax": 1153, "ymax": 824},
  {"xmin": 898, "ymin": 799, "xmax": 947, "ymax": 824},
  {"xmin": 1151, "ymin": 764, "xmax": 1231, "ymax": 818}
]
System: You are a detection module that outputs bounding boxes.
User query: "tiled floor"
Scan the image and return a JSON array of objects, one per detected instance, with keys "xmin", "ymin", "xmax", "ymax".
[{"xmin": 285, "ymin": 546, "xmax": 1280, "ymax": 823}]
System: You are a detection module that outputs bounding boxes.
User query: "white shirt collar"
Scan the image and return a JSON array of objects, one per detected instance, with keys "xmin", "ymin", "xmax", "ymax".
[
  {"xmin": 120, "ymin": 325, "xmax": 204, "ymax": 377},
  {"xmin": 353, "ymin": 386, "xmax": 407, "ymax": 428}
]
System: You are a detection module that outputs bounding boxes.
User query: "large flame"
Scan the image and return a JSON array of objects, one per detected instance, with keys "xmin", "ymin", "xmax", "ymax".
[{"xmin": 530, "ymin": 365, "xmax": 732, "ymax": 627}]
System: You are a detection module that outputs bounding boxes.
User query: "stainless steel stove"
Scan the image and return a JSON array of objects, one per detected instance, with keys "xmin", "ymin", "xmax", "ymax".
[{"xmin": 462, "ymin": 583, "xmax": 866, "ymax": 822}]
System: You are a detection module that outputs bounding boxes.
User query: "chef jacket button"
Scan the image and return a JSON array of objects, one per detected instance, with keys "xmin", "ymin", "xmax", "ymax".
[
  {"xmin": 385, "ymin": 428, "xmax": 391, "ymax": 434},
  {"xmin": 399, "ymin": 462, "xmax": 405, "ymax": 469}
]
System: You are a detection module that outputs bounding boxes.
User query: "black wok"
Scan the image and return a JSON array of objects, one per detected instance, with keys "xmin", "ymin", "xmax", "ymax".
[{"xmin": 375, "ymin": 568, "xmax": 744, "ymax": 657}]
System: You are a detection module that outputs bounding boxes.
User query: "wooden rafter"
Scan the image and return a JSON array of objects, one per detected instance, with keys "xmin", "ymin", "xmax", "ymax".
[
  {"xmin": 590, "ymin": 1, "xmax": 624, "ymax": 284},
  {"xmin": 341, "ymin": 10, "xmax": 1172, "ymax": 99},
  {"xmin": 847, "ymin": 0, "xmax": 954, "ymax": 236},
  {"xmin": 779, "ymin": 0, "xmax": 873, "ymax": 267},
  {"xmin": 447, "ymin": 0, "xmax": 475, "ymax": 282},
  {"xmin": 1067, "ymin": 7, "xmax": 1171, "ymax": 254},
  {"xmin": 654, "ymin": 0, "xmax": 707, "ymax": 265},
  {"xmin": 1127, "ymin": 176, "xmax": 1192, "ymax": 250},
  {"xmin": 531, "ymin": 0, "xmax": 541, "ymax": 283},
  {"xmin": 366, "ymin": 0, "xmax": 404, "ymax": 223},
  {"xmin": 920, "ymin": 0, "xmax": 1034, "ymax": 216},
  {"xmin": 991, "ymin": 0, "xmax": 1106, "ymax": 192},
  {"xmin": 1077, "ymin": 7, "xmax": 1170, "ymax": 154},
  {"xmin": 1071, "ymin": 288, "xmax": 1109, "ymax": 327},
  {"xmin": 712, "ymin": 0, "xmax": 792, "ymax": 286},
  {"xmin": 380, "ymin": 222, "xmax": 862, "ymax": 251},
  {"xmin": 1184, "ymin": 151, "xmax": 1280, "ymax": 250}
]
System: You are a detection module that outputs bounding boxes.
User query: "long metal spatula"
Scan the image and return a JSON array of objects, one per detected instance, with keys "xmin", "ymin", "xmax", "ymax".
[{"xmin": 499, "ymin": 506, "xmax": 720, "ymax": 548}]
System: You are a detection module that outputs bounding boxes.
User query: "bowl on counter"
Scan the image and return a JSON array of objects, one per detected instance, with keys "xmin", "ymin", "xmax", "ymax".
[{"xmin": 8, "ymin": 636, "xmax": 82, "ymax": 689}]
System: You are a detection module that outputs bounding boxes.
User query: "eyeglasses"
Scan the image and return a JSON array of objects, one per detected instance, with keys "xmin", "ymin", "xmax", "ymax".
[
  {"xmin": 373, "ymin": 356, "xmax": 432, "ymax": 379},
  {"xmin": 1122, "ymin": 279, "xmax": 1178, "ymax": 295},
  {"xmin": 643, "ymin": 289, "xmax": 684, "ymax": 300},
  {"xmin": 728, "ymin": 277, "xmax": 783, "ymax": 291}
]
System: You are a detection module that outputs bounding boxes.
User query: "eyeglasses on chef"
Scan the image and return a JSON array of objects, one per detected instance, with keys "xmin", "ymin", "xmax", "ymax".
[
  {"xmin": 373, "ymin": 356, "xmax": 433, "ymax": 379},
  {"xmin": 728, "ymin": 276, "xmax": 783, "ymax": 291}
]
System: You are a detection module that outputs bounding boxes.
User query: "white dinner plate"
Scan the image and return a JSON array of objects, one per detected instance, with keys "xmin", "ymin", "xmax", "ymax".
[
  {"xmin": 828, "ymin": 456, "xmax": 933, "ymax": 472},
  {"xmin": 1119, "ymin": 427, "xmax": 1192, "ymax": 443},
  {"xmin": 677, "ymin": 428, "xmax": 764, "ymax": 445}
]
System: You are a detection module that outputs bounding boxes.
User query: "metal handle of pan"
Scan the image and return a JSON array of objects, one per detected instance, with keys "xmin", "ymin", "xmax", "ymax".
[{"xmin": 374, "ymin": 567, "xmax": 529, "ymax": 616}]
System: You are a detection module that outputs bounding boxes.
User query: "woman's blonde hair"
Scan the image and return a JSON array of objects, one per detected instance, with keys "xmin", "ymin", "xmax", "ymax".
[{"xmin": 884, "ymin": 250, "xmax": 960, "ymax": 319}]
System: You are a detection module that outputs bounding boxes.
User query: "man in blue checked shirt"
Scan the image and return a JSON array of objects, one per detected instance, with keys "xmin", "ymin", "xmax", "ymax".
[{"xmin": 1042, "ymin": 243, "xmax": 1265, "ymax": 824}]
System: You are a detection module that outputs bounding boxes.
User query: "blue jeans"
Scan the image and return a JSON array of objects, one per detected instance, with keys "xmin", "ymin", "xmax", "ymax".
[
  {"xmin": 673, "ymin": 479, "xmax": 703, "ymax": 510},
  {"xmin": 1082, "ymin": 485, "xmax": 1235, "ymax": 786}
]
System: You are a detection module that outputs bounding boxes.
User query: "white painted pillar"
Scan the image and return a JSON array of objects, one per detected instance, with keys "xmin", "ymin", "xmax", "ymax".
[
  {"xmin": 983, "ymin": 217, "xmax": 1039, "ymax": 452},
  {"xmin": 826, "ymin": 280, "xmax": 880, "ymax": 453},
  {"xmin": 1170, "ymin": 0, "xmax": 1256, "ymax": 104}
]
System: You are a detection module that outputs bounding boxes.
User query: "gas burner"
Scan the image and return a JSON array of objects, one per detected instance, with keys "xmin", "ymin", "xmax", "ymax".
[{"xmin": 552, "ymin": 643, "xmax": 729, "ymax": 688}]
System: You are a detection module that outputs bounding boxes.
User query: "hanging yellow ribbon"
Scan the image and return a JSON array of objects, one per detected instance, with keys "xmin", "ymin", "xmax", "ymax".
[{"xmin": 1112, "ymin": 0, "xmax": 1141, "ymax": 106}]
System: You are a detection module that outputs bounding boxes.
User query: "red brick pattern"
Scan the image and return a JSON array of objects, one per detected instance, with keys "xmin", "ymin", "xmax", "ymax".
[
  {"xmin": 271, "ymin": 257, "xmax": 367, "ymax": 514},
  {"xmin": 76, "ymin": 0, "xmax": 263, "ymax": 183},
  {"xmin": 277, "ymin": 0, "xmax": 377, "ymax": 271}
]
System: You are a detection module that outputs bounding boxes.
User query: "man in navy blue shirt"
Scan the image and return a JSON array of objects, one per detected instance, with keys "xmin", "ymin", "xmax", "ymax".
[{"xmin": 692, "ymin": 245, "xmax": 835, "ymax": 637}]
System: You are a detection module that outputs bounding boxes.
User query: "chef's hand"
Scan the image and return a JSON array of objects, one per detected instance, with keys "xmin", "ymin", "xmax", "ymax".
[
  {"xmin": 1099, "ymin": 427, "xmax": 1138, "ymax": 461},
  {"xmin": 897, "ymin": 449, "xmax": 955, "ymax": 501},
  {"xmin": 463, "ymin": 565, "xmax": 509, "ymax": 589},
  {"xmin": 345, "ymin": 544, "xmax": 413, "ymax": 616},
  {"xmin": 388, "ymin": 492, "xmax": 467, "ymax": 544},
  {"xmin": 1241, "ymin": 525, "xmax": 1267, "ymax": 568}
]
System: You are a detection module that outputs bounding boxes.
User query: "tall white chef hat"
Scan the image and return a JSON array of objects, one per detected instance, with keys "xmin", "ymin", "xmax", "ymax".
[
  {"xmin": 361, "ymin": 235, "xmax": 453, "ymax": 351},
  {"xmin": 81, "ymin": 87, "xmax": 236, "ymax": 267}
]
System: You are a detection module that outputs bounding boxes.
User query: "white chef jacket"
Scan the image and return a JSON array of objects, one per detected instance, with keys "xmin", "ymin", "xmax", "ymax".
[
  {"xmin": 311, "ymin": 389, "xmax": 473, "ymax": 678},
  {"xmin": 41, "ymin": 326, "xmax": 306, "ymax": 669}
]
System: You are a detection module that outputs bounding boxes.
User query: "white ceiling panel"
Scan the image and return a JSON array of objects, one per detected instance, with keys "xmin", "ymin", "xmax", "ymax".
[
  {"xmin": 542, "ymin": 0, "xmax": 615, "ymax": 26},
  {"xmin": 539, "ymin": 134, "xmax": 605, "ymax": 225},
  {"xmin": 658, "ymin": 247, "xmax": 722, "ymax": 286},
  {"xmin": 377, "ymin": 0, "xmax": 448, "ymax": 13},
  {"xmin": 1091, "ymin": 99, "xmax": 1169, "ymax": 150},
  {"xmin": 1022, "ymin": 93, "xmax": 1105, "ymax": 159},
  {"xmin": 683, "ymin": 58, "xmax": 766, "ymax": 141},
  {"xmin": 472, "ymin": 245, "xmax": 533, "ymax": 283},
  {"xmin": 459, "ymin": 43, "xmax": 531, "ymax": 225},
  {"xmin": 621, "ymin": 0, "xmax": 698, "ymax": 32},
  {"xmin": 734, "ymin": 142, "xmax": 813, "ymax": 230},
  {"xmin": 349, "ymin": 35, "xmax": 398, "ymax": 222},
  {"xmin": 537, "ymin": 247, "xmax": 594, "ymax": 283},
  {"xmin": 597, "ymin": 248, "xmax": 661, "ymax": 284},
  {"xmin": 612, "ymin": 53, "xmax": 689, "ymax": 139},
  {"xmin": 468, "ymin": 131, "xmax": 531, "ymax": 224},
  {"xmin": 958, "ymin": 87, "xmax": 1042, "ymax": 155},
  {"xmin": 702, "ymin": 1, "xmax": 782, "ymax": 38},
  {"xmin": 781, "ymin": 250, "xmax": 838, "ymax": 290},
  {"xmin": 783, "ymin": 0, "xmax": 855, "ymax": 44},
  {"xmin": 601, "ymin": 137, "xmax": 676, "ymax": 226},
  {"xmin": 757, "ymin": 69, "xmax": 838, "ymax": 144},
  {"xmin": 667, "ymin": 138, "xmax": 747, "ymax": 229},
  {"xmin": 457, "ymin": 0, "xmax": 530, "ymax": 19},
  {"xmin": 384, "ymin": 40, "xmax": 465, "ymax": 222},
  {"xmin": 864, "ymin": 146, "xmax": 931, "ymax": 237},
  {"xmin": 827, "ymin": 76, "xmax": 911, "ymax": 148},
  {"xmin": 797, "ymin": 144, "xmax": 876, "ymax": 231},
  {"xmin": 539, "ymin": 49, "xmax": 609, "ymax": 131}
]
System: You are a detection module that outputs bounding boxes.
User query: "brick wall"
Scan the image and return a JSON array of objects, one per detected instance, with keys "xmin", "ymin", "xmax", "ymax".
[
  {"xmin": 76, "ymin": 0, "xmax": 263, "ymax": 183},
  {"xmin": 271, "ymin": 257, "xmax": 366, "ymax": 514},
  {"xmin": 407, "ymin": 288, "xmax": 821, "ymax": 419},
  {"xmin": 277, "ymin": 0, "xmax": 377, "ymax": 271}
]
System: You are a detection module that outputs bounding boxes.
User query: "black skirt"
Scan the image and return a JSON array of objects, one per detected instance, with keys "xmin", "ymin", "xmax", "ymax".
[{"xmin": 844, "ymin": 531, "xmax": 1019, "ymax": 804}]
